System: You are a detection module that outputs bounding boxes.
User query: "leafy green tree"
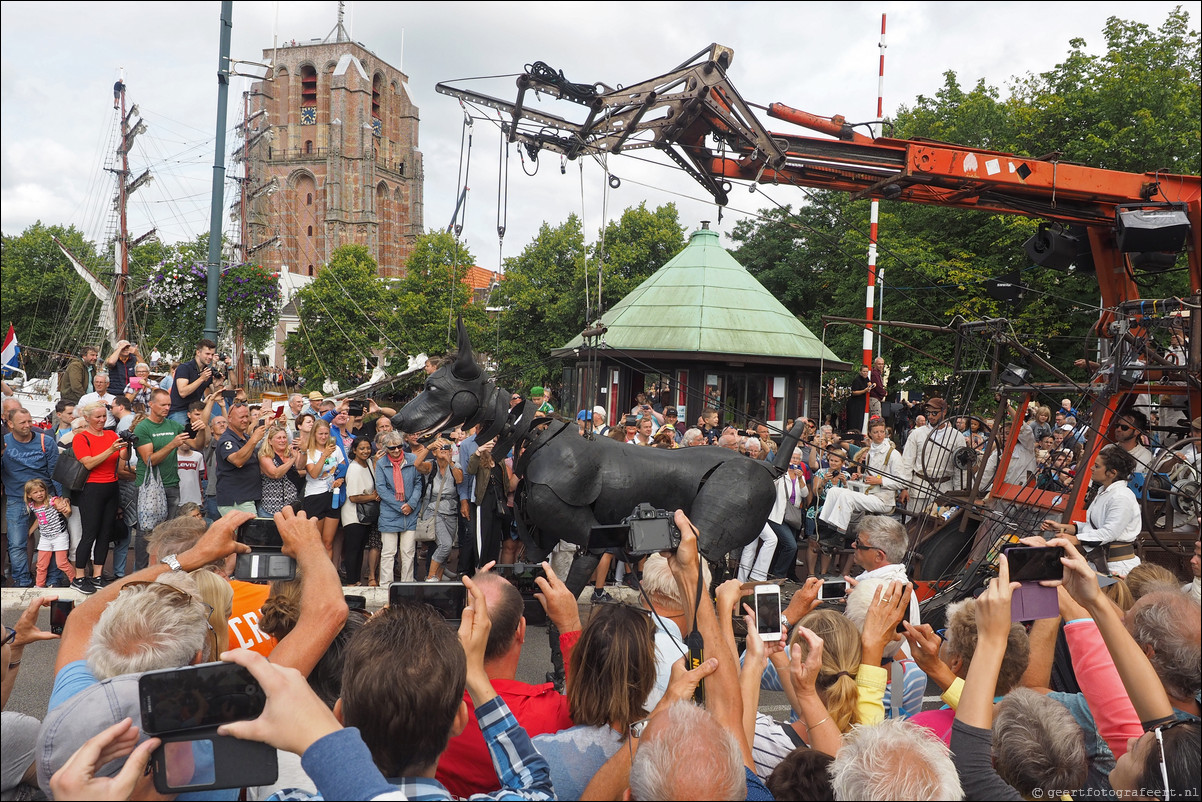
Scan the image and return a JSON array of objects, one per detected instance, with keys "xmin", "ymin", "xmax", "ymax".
[
  {"xmin": 1009, "ymin": 10, "xmax": 1200, "ymax": 175},
  {"xmin": 0, "ymin": 222, "xmax": 104, "ymax": 374},
  {"xmin": 733, "ymin": 9, "xmax": 1198, "ymax": 392},
  {"xmin": 491, "ymin": 203, "xmax": 686, "ymax": 389},
  {"xmin": 491, "ymin": 216, "xmax": 587, "ymax": 389},
  {"xmin": 392, "ymin": 231, "xmax": 491, "ymax": 358},
  {"xmin": 284, "ymin": 245, "xmax": 390, "ymax": 386},
  {"xmin": 590, "ymin": 202, "xmax": 686, "ymax": 314}
]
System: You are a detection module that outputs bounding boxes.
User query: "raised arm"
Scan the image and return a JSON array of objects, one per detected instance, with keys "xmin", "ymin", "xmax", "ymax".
[
  {"xmin": 668, "ymin": 511, "xmax": 754, "ymax": 772},
  {"xmin": 1047, "ymin": 538, "xmax": 1175, "ymax": 724},
  {"xmin": 56, "ymin": 512, "xmax": 253, "ymax": 672},
  {"xmin": 267, "ymin": 509, "xmax": 349, "ymax": 676}
]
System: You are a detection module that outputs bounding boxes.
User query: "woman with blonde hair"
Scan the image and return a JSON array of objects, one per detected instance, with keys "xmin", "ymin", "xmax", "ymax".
[
  {"xmin": 189, "ymin": 567, "xmax": 233, "ymax": 660},
  {"xmin": 788, "ymin": 609, "xmax": 863, "ymax": 734},
  {"xmin": 70, "ymin": 400, "xmax": 130, "ymax": 594},
  {"xmin": 303, "ymin": 419, "xmax": 344, "ymax": 557},
  {"xmin": 259, "ymin": 426, "xmax": 301, "ymax": 517}
]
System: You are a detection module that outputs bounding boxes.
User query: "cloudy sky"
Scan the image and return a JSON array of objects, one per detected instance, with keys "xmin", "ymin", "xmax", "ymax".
[{"xmin": 0, "ymin": 1, "xmax": 1192, "ymax": 272}]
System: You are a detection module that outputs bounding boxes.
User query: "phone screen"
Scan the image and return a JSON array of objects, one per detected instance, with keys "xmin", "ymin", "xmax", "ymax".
[
  {"xmin": 755, "ymin": 588, "xmax": 782, "ymax": 639},
  {"xmin": 388, "ymin": 581, "xmax": 467, "ymax": 620},
  {"xmin": 344, "ymin": 594, "xmax": 367, "ymax": 611},
  {"xmin": 50, "ymin": 599, "xmax": 74, "ymax": 635},
  {"xmin": 162, "ymin": 740, "xmax": 216, "ymax": 788},
  {"xmin": 495, "ymin": 564, "xmax": 546, "ymax": 594},
  {"xmin": 236, "ymin": 518, "xmax": 283, "ymax": 549},
  {"xmin": 140, "ymin": 663, "xmax": 267, "ymax": 735},
  {"xmin": 1004, "ymin": 546, "xmax": 1065, "ymax": 582},
  {"xmin": 150, "ymin": 733, "xmax": 277, "ymax": 794},
  {"xmin": 819, "ymin": 579, "xmax": 847, "ymax": 600},
  {"xmin": 234, "ymin": 552, "xmax": 296, "ymax": 582}
]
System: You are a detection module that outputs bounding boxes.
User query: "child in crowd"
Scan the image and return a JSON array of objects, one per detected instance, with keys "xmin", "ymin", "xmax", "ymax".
[{"xmin": 25, "ymin": 478, "xmax": 75, "ymax": 587}]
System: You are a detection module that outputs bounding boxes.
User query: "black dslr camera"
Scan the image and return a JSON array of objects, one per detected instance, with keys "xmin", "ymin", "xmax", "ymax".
[
  {"xmin": 588, "ymin": 503, "xmax": 681, "ymax": 557},
  {"xmin": 117, "ymin": 429, "xmax": 140, "ymax": 446}
]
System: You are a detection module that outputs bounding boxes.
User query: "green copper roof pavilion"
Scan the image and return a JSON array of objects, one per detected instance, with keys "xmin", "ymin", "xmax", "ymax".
[{"xmin": 558, "ymin": 225, "xmax": 849, "ymax": 368}]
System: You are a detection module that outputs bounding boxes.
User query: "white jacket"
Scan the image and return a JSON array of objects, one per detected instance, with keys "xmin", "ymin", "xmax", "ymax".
[{"xmin": 767, "ymin": 472, "xmax": 808, "ymax": 524}]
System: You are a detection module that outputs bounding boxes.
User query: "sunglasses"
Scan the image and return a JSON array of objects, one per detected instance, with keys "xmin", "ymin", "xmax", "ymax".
[
  {"xmin": 437, "ymin": 445, "xmax": 452, "ymax": 451},
  {"xmin": 1152, "ymin": 718, "xmax": 1194, "ymax": 801},
  {"xmin": 853, "ymin": 539, "xmax": 884, "ymax": 552},
  {"xmin": 1114, "ymin": 424, "xmax": 1132, "ymax": 431},
  {"xmin": 2, "ymin": 626, "xmax": 15, "ymax": 647},
  {"xmin": 386, "ymin": 445, "xmax": 405, "ymax": 451}
]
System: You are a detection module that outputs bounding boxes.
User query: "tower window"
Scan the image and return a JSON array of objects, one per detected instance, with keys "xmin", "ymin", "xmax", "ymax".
[
  {"xmin": 304, "ymin": 140, "xmax": 313, "ymax": 154},
  {"xmin": 306, "ymin": 193, "xmax": 313, "ymax": 206},
  {"xmin": 307, "ymin": 264, "xmax": 314, "ymax": 276},
  {"xmin": 300, "ymin": 65, "xmax": 317, "ymax": 125},
  {"xmin": 307, "ymin": 225, "xmax": 313, "ymax": 236}
]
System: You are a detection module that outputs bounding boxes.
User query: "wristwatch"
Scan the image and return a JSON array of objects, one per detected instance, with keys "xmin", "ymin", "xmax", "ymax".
[{"xmin": 160, "ymin": 554, "xmax": 182, "ymax": 572}]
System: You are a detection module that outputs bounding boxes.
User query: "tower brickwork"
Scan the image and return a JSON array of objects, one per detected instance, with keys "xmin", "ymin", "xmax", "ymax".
[{"xmin": 245, "ymin": 37, "xmax": 422, "ymax": 278}]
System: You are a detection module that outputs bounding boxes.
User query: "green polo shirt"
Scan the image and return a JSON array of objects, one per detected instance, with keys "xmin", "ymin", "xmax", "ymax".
[{"xmin": 133, "ymin": 416, "xmax": 184, "ymax": 488}]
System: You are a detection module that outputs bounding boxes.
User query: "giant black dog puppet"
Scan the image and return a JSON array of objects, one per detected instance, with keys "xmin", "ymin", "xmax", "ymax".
[{"xmin": 393, "ymin": 320, "xmax": 806, "ymax": 563}]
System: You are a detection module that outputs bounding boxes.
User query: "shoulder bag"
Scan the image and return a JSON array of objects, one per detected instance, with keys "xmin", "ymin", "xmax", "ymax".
[
  {"xmin": 139, "ymin": 463, "xmax": 169, "ymax": 533},
  {"xmin": 52, "ymin": 433, "xmax": 90, "ymax": 492},
  {"xmin": 356, "ymin": 464, "xmax": 381, "ymax": 526},
  {"xmin": 415, "ymin": 466, "xmax": 446, "ymax": 542}
]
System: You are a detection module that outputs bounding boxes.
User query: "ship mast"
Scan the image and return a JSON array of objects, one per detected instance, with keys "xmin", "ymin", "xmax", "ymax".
[
  {"xmin": 111, "ymin": 72, "xmax": 155, "ymax": 345},
  {"xmin": 115, "ymin": 75, "xmax": 129, "ymax": 341}
]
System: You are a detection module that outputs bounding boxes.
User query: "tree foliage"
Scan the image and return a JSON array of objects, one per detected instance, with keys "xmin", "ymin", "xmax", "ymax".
[
  {"xmin": 283, "ymin": 245, "xmax": 391, "ymax": 387},
  {"xmin": 733, "ymin": 9, "xmax": 1198, "ymax": 395},
  {"xmin": 1, "ymin": 222, "xmax": 105, "ymax": 373},
  {"xmin": 490, "ymin": 203, "xmax": 686, "ymax": 390},
  {"xmin": 392, "ymin": 231, "xmax": 491, "ymax": 359}
]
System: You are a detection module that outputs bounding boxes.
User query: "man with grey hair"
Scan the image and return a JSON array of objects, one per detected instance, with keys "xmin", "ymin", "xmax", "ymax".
[
  {"xmin": 717, "ymin": 431, "xmax": 741, "ymax": 451},
  {"xmin": 77, "ymin": 371, "xmax": 116, "ymax": 428},
  {"xmin": 681, "ymin": 427, "xmax": 704, "ymax": 447},
  {"xmin": 628, "ymin": 701, "xmax": 745, "ymax": 800},
  {"xmin": 846, "ymin": 515, "xmax": 919, "ymax": 624},
  {"xmin": 1123, "ymin": 590, "xmax": 1201, "ymax": 717},
  {"xmin": 85, "ymin": 572, "xmax": 212, "ymax": 680},
  {"xmin": 829, "ymin": 717, "xmax": 962, "ymax": 800},
  {"xmin": 992, "ymin": 688, "xmax": 1088, "ymax": 796},
  {"xmin": 286, "ymin": 392, "xmax": 305, "ymax": 432},
  {"xmin": 639, "ymin": 553, "xmax": 711, "ymax": 709}
]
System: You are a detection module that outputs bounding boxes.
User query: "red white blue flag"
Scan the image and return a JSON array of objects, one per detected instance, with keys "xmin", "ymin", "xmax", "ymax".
[{"xmin": 1, "ymin": 324, "xmax": 19, "ymax": 376}]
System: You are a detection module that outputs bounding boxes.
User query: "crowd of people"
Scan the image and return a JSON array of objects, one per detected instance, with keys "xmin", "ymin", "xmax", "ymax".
[{"xmin": 1, "ymin": 339, "xmax": 1199, "ymax": 801}]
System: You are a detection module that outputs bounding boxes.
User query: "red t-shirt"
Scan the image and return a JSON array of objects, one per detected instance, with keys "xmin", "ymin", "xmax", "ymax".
[
  {"xmin": 73, "ymin": 430, "xmax": 121, "ymax": 484},
  {"xmin": 435, "ymin": 678, "xmax": 573, "ymax": 797}
]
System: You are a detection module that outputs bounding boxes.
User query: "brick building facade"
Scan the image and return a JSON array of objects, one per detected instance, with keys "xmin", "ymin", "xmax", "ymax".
[{"xmin": 244, "ymin": 34, "xmax": 423, "ymax": 278}]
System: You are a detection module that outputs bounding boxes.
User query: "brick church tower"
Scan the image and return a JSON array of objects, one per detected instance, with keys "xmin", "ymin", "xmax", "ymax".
[{"xmin": 242, "ymin": 14, "xmax": 422, "ymax": 278}]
